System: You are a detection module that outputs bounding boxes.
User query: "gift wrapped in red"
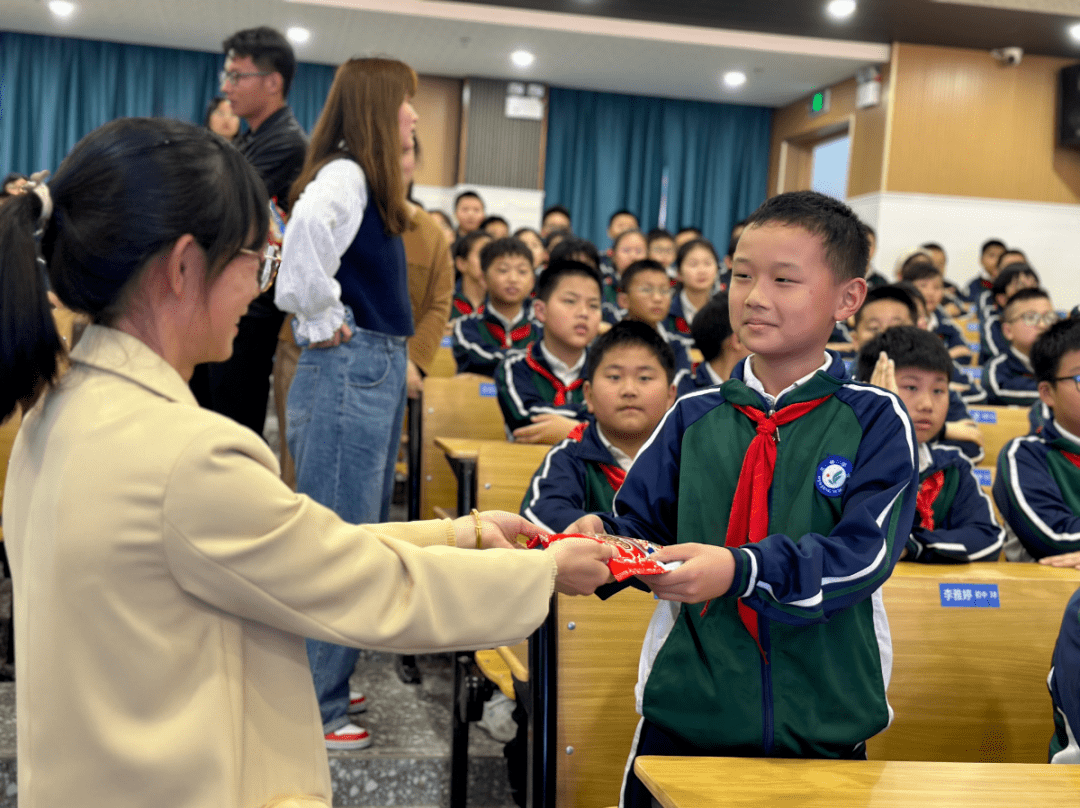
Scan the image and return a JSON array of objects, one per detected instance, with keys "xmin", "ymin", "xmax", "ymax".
[{"xmin": 526, "ymin": 532, "xmax": 680, "ymax": 581}]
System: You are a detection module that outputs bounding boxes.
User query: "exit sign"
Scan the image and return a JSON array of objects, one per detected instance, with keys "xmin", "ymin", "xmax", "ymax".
[{"xmin": 810, "ymin": 89, "xmax": 831, "ymax": 117}]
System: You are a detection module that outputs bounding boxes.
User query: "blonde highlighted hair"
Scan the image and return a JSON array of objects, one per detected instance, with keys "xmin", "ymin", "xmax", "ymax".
[{"xmin": 290, "ymin": 57, "xmax": 418, "ymax": 235}]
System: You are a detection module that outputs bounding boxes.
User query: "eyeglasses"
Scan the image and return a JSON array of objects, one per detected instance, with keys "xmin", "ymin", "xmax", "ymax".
[
  {"xmin": 219, "ymin": 70, "xmax": 271, "ymax": 86},
  {"xmin": 630, "ymin": 286, "xmax": 674, "ymax": 298},
  {"xmin": 239, "ymin": 244, "xmax": 281, "ymax": 292},
  {"xmin": 1007, "ymin": 311, "xmax": 1059, "ymax": 328},
  {"xmin": 1054, "ymin": 375, "xmax": 1080, "ymax": 392}
]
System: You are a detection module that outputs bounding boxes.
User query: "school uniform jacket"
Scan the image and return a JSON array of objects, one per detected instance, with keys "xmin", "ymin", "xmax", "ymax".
[
  {"xmin": 993, "ymin": 418, "xmax": 1080, "ymax": 560},
  {"xmin": 985, "ymin": 347, "xmax": 1040, "ymax": 406},
  {"xmin": 929, "ymin": 308, "xmax": 966, "ymax": 352},
  {"xmin": 663, "ymin": 292, "xmax": 696, "ymax": 348},
  {"xmin": 1049, "ymin": 588, "xmax": 1080, "ymax": 764},
  {"xmin": 451, "ymin": 303, "xmax": 540, "ymax": 376},
  {"xmin": 907, "ymin": 444, "xmax": 1004, "ymax": 563},
  {"xmin": 952, "ymin": 361, "xmax": 987, "ymax": 406},
  {"xmin": 979, "ymin": 314, "xmax": 1009, "ymax": 365},
  {"xmin": 450, "ymin": 277, "xmax": 484, "ymax": 321},
  {"xmin": 965, "ymin": 275, "xmax": 993, "ymax": 314},
  {"xmin": 495, "ymin": 343, "xmax": 589, "ymax": 433},
  {"xmin": 519, "ymin": 418, "xmax": 622, "ymax": 533},
  {"xmin": 600, "ymin": 352, "xmax": 919, "ymax": 757},
  {"xmin": 657, "ymin": 322, "xmax": 696, "ymax": 398},
  {"xmin": 694, "ymin": 361, "xmax": 724, "ymax": 389}
]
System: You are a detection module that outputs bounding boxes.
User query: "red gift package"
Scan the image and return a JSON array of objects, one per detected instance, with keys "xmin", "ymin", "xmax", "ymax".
[{"xmin": 526, "ymin": 532, "xmax": 680, "ymax": 581}]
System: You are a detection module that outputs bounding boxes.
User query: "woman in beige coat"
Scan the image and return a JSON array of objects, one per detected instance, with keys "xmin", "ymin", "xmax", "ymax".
[{"xmin": 0, "ymin": 117, "xmax": 613, "ymax": 808}]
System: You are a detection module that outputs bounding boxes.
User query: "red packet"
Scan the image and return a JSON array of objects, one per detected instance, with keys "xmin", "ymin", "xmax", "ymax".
[{"xmin": 527, "ymin": 532, "xmax": 680, "ymax": 581}]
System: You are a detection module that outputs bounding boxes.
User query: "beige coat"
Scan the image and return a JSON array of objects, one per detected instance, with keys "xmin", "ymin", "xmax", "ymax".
[{"xmin": 3, "ymin": 325, "xmax": 555, "ymax": 808}]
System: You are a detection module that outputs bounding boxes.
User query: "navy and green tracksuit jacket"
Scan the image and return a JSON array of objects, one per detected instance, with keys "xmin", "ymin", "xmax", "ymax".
[
  {"xmin": 519, "ymin": 418, "xmax": 620, "ymax": 533},
  {"xmin": 979, "ymin": 314, "xmax": 1009, "ymax": 365},
  {"xmin": 656, "ymin": 323, "xmax": 696, "ymax": 398},
  {"xmin": 663, "ymin": 292, "xmax": 696, "ymax": 350},
  {"xmin": 929, "ymin": 308, "xmax": 966, "ymax": 353},
  {"xmin": 906, "ymin": 444, "xmax": 1004, "ymax": 563},
  {"xmin": 599, "ymin": 353, "xmax": 919, "ymax": 757},
  {"xmin": 985, "ymin": 348, "xmax": 1039, "ymax": 407},
  {"xmin": 1049, "ymin": 588, "xmax": 1080, "ymax": 763},
  {"xmin": 451, "ymin": 302, "xmax": 540, "ymax": 377},
  {"xmin": 494, "ymin": 343, "xmax": 589, "ymax": 433},
  {"xmin": 993, "ymin": 418, "xmax": 1080, "ymax": 560},
  {"xmin": 450, "ymin": 278, "xmax": 484, "ymax": 321}
]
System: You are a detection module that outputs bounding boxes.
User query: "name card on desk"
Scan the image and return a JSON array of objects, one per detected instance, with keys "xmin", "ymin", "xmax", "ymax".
[
  {"xmin": 962, "ymin": 367, "xmax": 983, "ymax": 382},
  {"xmin": 940, "ymin": 583, "xmax": 999, "ymax": 608},
  {"xmin": 966, "ymin": 321, "xmax": 979, "ymax": 332},
  {"xmin": 441, "ymin": 336, "xmax": 452, "ymax": 347},
  {"xmin": 970, "ymin": 408, "xmax": 997, "ymax": 424},
  {"xmin": 972, "ymin": 468, "xmax": 992, "ymax": 487},
  {"xmin": 479, "ymin": 383, "xmax": 497, "ymax": 397}
]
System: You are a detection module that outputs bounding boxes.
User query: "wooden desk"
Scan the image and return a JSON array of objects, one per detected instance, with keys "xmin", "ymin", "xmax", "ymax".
[
  {"xmin": 434, "ymin": 437, "xmax": 509, "ymax": 515},
  {"xmin": 633, "ymin": 756, "xmax": 1080, "ymax": 808}
]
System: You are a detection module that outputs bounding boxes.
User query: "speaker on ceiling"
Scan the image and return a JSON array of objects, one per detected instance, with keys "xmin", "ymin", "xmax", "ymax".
[{"xmin": 1060, "ymin": 63, "xmax": 1080, "ymax": 150}]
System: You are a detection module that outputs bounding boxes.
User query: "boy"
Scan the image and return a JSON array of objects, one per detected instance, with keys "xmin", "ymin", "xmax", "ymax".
[
  {"xmin": 495, "ymin": 260, "xmax": 603, "ymax": 442},
  {"xmin": 616, "ymin": 259, "xmax": 695, "ymax": 395},
  {"xmin": 540, "ymin": 204, "xmax": 572, "ymax": 238},
  {"xmin": 965, "ymin": 239, "xmax": 1006, "ymax": 309},
  {"xmin": 646, "ymin": 228, "xmax": 678, "ymax": 274},
  {"xmin": 453, "ymin": 190, "xmax": 485, "ymax": 237},
  {"xmin": 568, "ymin": 191, "xmax": 917, "ymax": 807},
  {"xmin": 864, "ymin": 225, "xmax": 889, "ymax": 289},
  {"xmin": 1048, "ymin": 589, "xmax": 1080, "ymax": 763},
  {"xmin": 846, "ymin": 285, "xmax": 921, "ymax": 364},
  {"xmin": 520, "ymin": 320, "xmax": 677, "ymax": 532},
  {"xmin": 674, "ymin": 226, "xmax": 702, "ymax": 249},
  {"xmin": 450, "ymin": 230, "xmax": 491, "ymax": 321},
  {"xmin": 689, "ymin": 293, "xmax": 750, "ymax": 387},
  {"xmin": 985, "ymin": 287, "xmax": 1058, "ymax": 406},
  {"xmin": 481, "ymin": 215, "xmax": 509, "ymax": 240},
  {"xmin": 994, "ymin": 318, "xmax": 1080, "ymax": 561},
  {"xmin": 858, "ymin": 327, "xmax": 1004, "ymax": 562},
  {"xmin": 452, "ymin": 237, "xmax": 538, "ymax": 376},
  {"xmin": 980, "ymin": 262, "xmax": 1040, "ymax": 362},
  {"xmin": 900, "ymin": 258, "xmax": 970, "ymax": 361}
]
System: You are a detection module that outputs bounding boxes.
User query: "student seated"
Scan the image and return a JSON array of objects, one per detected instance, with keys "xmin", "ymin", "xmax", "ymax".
[
  {"xmin": 964, "ymin": 238, "xmax": 1006, "ymax": 311},
  {"xmin": 540, "ymin": 204, "xmax": 572, "ymax": 238},
  {"xmin": 495, "ymin": 260, "xmax": 603, "ymax": 443},
  {"xmin": 985, "ymin": 287, "xmax": 1058, "ymax": 406},
  {"xmin": 863, "ymin": 224, "xmax": 889, "ymax": 289},
  {"xmin": 513, "ymin": 227, "xmax": 547, "ymax": 272},
  {"xmin": 547, "ymin": 236, "xmax": 601, "ymax": 274},
  {"xmin": 980, "ymin": 262, "xmax": 1040, "ymax": 363},
  {"xmin": 617, "ymin": 259, "xmax": 695, "ymax": 395},
  {"xmin": 646, "ymin": 228, "xmax": 677, "ymax": 274},
  {"xmin": 481, "ymin": 215, "xmax": 510, "ymax": 240},
  {"xmin": 602, "ymin": 229, "xmax": 647, "ymax": 322},
  {"xmin": 858, "ymin": 327, "xmax": 1004, "ymax": 562},
  {"xmin": 900, "ymin": 258, "xmax": 971, "ymax": 362},
  {"xmin": 454, "ymin": 189, "xmax": 485, "ymax": 238},
  {"xmin": 600, "ymin": 209, "xmax": 641, "ymax": 273},
  {"xmin": 664, "ymin": 239, "xmax": 720, "ymax": 344},
  {"xmin": 520, "ymin": 320, "xmax": 677, "ymax": 531},
  {"xmin": 978, "ymin": 247, "xmax": 1028, "ymax": 319},
  {"xmin": 566, "ymin": 191, "xmax": 918, "ymax": 807},
  {"xmin": 1048, "ymin": 588, "xmax": 1080, "ymax": 763},
  {"xmin": 690, "ymin": 292, "xmax": 750, "ymax": 388},
  {"xmin": 993, "ymin": 318, "xmax": 1080, "ymax": 561},
  {"xmin": 451, "ymin": 237, "xmax": 538, "ymax": 376},
  {"xmin": 845, "ymin": 285, "xmax": 921, "ymax": 367},
  {"xmin": 450, "ymin": 230, "xmax": 492, "ymax": 322},
  {"xmin": 674, "ymin": 225, "xmax": 702, "ymax": 249}
]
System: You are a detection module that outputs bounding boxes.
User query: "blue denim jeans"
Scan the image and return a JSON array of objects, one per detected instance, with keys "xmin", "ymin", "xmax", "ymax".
[{"xmin": 287, "ymin": 310, "xmax": 408, "ymax": 731}]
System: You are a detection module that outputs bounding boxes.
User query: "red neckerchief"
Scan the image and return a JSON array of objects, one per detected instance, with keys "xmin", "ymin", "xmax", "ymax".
[
  {"xmin": 981, "ymin": 278, "xmax": 992, "ymax": 289},
  {"xmin": 568, "ymin": 422, "xmax": 627, "ymax": 491},
  {"xmin": 486, "ymin": 319, "xmax": 532, "ymax": 348},
  {"xmin": 525, "ymin": 343, "xmax": 583, "ymax": 406},
  {"xmin": 453, "ymin": 297, "xmax": 484, "ymax": 317},
  {"xmin": 674, "ymin": 316, "xmax": 690, "ymax": 335},
  {"xmin": 916, "ymin": 470, "xmax": 945, "ymax": 531},
  {"xmin": 1061, "ymin": 449, "xmax": 1080, "ymax": 470},
  {"xmin": 719, "ymin": 395, "xmax": 832, "ymax": 660}
]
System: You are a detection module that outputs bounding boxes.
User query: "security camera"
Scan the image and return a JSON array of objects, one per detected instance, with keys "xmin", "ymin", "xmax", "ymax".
[{"xmin": 990, "ymin": 47, "xmax": 1023, "ymax": 66}]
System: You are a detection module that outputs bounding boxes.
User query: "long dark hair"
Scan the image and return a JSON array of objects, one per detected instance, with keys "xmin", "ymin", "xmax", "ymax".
[{"xmin": 0, "ymin": 117, "xmax": 268, "ymax": 421}]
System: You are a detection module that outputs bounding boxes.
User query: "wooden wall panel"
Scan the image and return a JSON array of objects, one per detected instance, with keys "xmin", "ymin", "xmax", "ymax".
[
  {"xmin": 413, "ymin": 75, "xmax": 462, "ymax": 188},
  {"xmin": 886, "ymin": 43, "xmax": 1080, "ymax": 202}
]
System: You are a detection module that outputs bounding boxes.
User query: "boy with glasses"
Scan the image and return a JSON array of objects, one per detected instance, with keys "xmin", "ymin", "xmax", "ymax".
[
  {"xmin": 985, "ymin": 288, "xmax": 1058, "ymax": 405},
  {"xmin": 616, "ymin": 259, "xmax": 695, "ymax": 395}
]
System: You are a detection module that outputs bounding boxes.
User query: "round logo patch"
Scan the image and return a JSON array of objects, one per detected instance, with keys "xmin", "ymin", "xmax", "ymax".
[{"xmin": 816, "ymin": 455, "xmax": 853, "ymax": 498}]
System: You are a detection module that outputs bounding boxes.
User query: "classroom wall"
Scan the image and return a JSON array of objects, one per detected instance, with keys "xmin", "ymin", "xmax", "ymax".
[{"xmin": 413, "ymin": 75, "xmax": 463, "ymax": 189}]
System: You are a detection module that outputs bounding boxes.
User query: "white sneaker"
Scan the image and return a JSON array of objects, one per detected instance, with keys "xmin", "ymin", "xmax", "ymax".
[
  {"xmin": 324, "ymin": 722, "xmax": 372, "ymax": 751},
  {"xmin": 476, "ymin": 692, "xmax": 517, "ymax": 743}
]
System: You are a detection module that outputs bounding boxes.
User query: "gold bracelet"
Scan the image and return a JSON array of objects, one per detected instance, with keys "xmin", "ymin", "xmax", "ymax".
[{"xmin": 471, "ymin": 508, "xmax": 483, "ymax": 549}]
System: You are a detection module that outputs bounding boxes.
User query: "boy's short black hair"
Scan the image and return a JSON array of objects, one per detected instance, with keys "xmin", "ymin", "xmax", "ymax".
[
  {"xmin": 996, "ymin": 248, "xmax": 1027, "ymax": 270},
  {"xmin": 548, "ymin": 237, "xmax": 600, "ymax": 270},
  {"xmin": 585, "ymin": 320, "xmax": 676, "ymax": 385},
  {"xmin": 542, "ymin": 204, "xmax": 571, "ymax": 223},
  {"xmin": 920, "ymin": 242, "xmax": 945, "ymax": 256},
  {"xmin": 454, "ymin": 190, "xmax": 484, "ymax": 209},
  {"xmin": 677, "ymin": 226, "xmax": 703, "ymax": 238},
  {"xmin": 853, "ymin": 285, "xmax": 919, "ymax": 328},
  {"xmin": 992, "ymin": 263, "xmax": 1039, "ymax": 298},
  {"xmin": 619, "ymin": 259, "xmax": 669, "ymax": 293},
  {"xmin": 513, "ymin": 226, "xmax": 541, "ymax": 240},
  {"xmin": 741, "ymin": 190, "xmax": 868, "ymax": 283},
  {"xmin": 981, "ymin": 238, "xmax": 1006, "ymax": 255},
  {"xmin": 676, "ymin": 238, "xmax": 719, "ymax": 268},
  {"xmin": 863, "ymin": 223, "xmax": 876, "ymax": 238},
  {"xmin": 544, "ymin": 227, "xmax": 573, "ymax": 248},
  {"xmin": 611, "ymin": 228, "xmax": 645, "ymax": 253},
  {"xmin": 480, "ymin": 215, "xmax": 508, "ymax": 229},
  {"xmin": 856, "ymin": 325, "xmax": 953, "ymax": 384},
  {"xmin": 223, "ymin": 27, "xmax": 297, "ymax": 97},
  {"xmin": 690, "ymin": 293, "xmax": 733, "ymax": 363},
  {"xmin": 480, "ymin": 236, "xmax": 533, "ymax": 273},
  {"xmin": 452, "ymin": 229, "xmax": 492, "ymax": 261},
  {"xmin": 1032, "ymin": 318, "xmax": 1080, "ymax": 384},
  {"xmin": 609, "ymin": 209, "xmax": 638, "ymax": 227},
  {"xmin": 646, "ymin": 228, "xmax": 674, "ymax": 246},
  {"xmin": 899, "ymin": 259, "xmax": 941, "ymax": 283},
  {"xmin": 536, "ymin": 259, "xmax": 603, "ymax": 302},
  {"xmin": 1002, "ymin": 287, "xmax": 1051, "ymax": 320}
]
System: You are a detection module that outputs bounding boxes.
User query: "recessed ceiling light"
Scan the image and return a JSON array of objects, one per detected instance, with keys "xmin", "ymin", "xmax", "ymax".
[
  {"xmin": 723, "ymin": 71, "xmax": 747, "ymax": 88},
  {"xmin": 286, "ymin": 27, "xmax": 310, "ymax": 45},
  {"xmin": 511, "ymin": 50, "xmax": 535, "ymax": 68},
  {"xmin": 1069, "ymin": 22, "xmax": 1080, "ymax": 42},
  {"xmin": 826, "ymin": 0, "xmax": 857, "ymax": 20},
  {"xmin": 48, "ymin": 0, "xmax": 76, "ymax": 17}
]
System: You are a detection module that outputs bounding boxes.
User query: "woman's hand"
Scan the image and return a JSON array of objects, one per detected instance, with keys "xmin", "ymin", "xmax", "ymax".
[
  {"xmin": 406, "ymin": 359, "xmax": 424, "ymax": 400},
  {"xmin": 565, "ymin": 514, "xmax": 605, "ymax": 535},
  {"xmin": 310, "ymin": 321, "xmax": 353, "ymax": 349},
  {"xmin": 644, "ymin": 543, "xmax": 736, "ymax": 603},
  {"xmin": 452, "ymin": 510, "xmax": 545, "ymax": 550},
  {"xmin": 545, "ymin": 538, "xmax": 616, "ymax": 595}
]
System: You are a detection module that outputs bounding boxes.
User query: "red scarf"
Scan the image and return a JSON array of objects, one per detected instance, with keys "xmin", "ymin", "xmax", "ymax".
[
  {"xmin": 1061, "ymin": 450, "xmax": 1080, "ymax": 470},
  {"xmin": 916, "ymin": 470, "xmax": 945, "ymax": 531},
  {"xmin": 525, "ymin": 343, "xmax": 583, "ymax": 406},
  {"xmin": 674, "ymin": 316, "xmax": 690, "ymax": 335},
  {"xmin": 486, "ymin": 319, "xmax": 532, "ymax": 348},
  {"xmin": 722, "ymin": 395, "xmax": 832, "ymax": 660},
  {"xmin": 568, "ymin": 422, "xmax": 627, "ymax": 491},
  {"xmin": 453, "ymin": 297, "xmax": 484, "ymax": 317}
]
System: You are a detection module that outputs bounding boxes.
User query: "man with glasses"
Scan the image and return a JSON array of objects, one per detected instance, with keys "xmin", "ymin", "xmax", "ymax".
[
  {"xmin": 985, "ymin": 287, "xmax": 1059, "ymax": 406},
  {"xmin": 192, "ymin": 26, "xmax": 308, "ymax": 438}
]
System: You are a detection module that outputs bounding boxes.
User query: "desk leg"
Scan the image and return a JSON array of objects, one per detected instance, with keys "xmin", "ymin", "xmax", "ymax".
[
  {"xmin": 406, "ymin": 397, "xmax": 421, "ymax": 521},
  {"xmin": 449, "ymin": 652, "xmax": 471, "ymax": 808},
  {"xmin": 456, "ymin": 460, "xmax": 476, "ymax": 517},
  {"xmin": 527, "ymin": 601, "xmax": 558, "ymax": 808}
]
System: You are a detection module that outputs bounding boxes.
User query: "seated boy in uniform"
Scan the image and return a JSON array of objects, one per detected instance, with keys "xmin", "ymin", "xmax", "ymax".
[
  {"xmin": 900, "ymin": 258, "xmax": 971, "ymax": 363},
  {"xmin": 858, "ymin": 327, "xmax": 1004, "ymax": 563},
  {"xmin": 690, "ymin": 292, "xmax": 750, "ymax": 388},
  {"xmin": 965, "ymin": 239, "xmax": 1006, "ymax": 311},
  {"xmin": 452, "ymin": 237, "xmax": 538, "ymax": 376},
  {"xmin": 520, "ymin": 320, "xmax": 677, "ymax": 532},
  {"xmin": 495, "ymin": 260, "xmax": 603, "ymax": 443},
  {"xmin": 1048, "ymin": 588, "xmax": 1080, "ymax": 763},
  {"xmin": 449, "ymin": 230, "xmax": 491, "ymax": 322},
  {"xmin": 985, "ymin": 287, "xmax": 1058, "ymax": 406},
  {"xmin": 617, "ymin": 259, "xmax": 695, "ymax": 395},
  {"xmin": 980, "ymin": 262, "xmax": 1039, "ymax": 363},
  {"xmin": 994, "ymin": 318, "xmax": 1080, "ymax": 561},
  {"xmin": 568, "ymin": 191, "xmax": 918, "ymax": 807}
]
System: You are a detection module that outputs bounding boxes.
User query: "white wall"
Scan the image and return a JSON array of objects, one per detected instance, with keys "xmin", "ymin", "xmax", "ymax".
[
  {"xmin": 413, "ymin": 183, "xmax": 546, "ymax": 235},
  {"xmin": 847, "ymin": 191, "xmax": 1080, "ymax": 308}
]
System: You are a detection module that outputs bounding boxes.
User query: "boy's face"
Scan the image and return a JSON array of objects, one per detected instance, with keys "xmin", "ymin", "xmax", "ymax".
[
  {"xmin": 607, "ymin": 214, "xmax": 638, "ymax": 241},
  {"xmin": 852, "ymin": 299, "xmax": 914, "ymax": 349},
  {"xmin": 455, "ymin": 197, "xmax": 485, "ymax": 233},
  {"xmin": 541, "ymin": 211, "xmax": 571, "ymax": 237},
  {"xmin": 894, "ymin": 367, "xmax": 950, "ymax": 445},
  {"xmin": 982, "ymin": 244, "xmax": 1005, "ymax": 276},
  {"xmin": 612, "ymin": 233, "xmax": 647, "ymax": 273},
  {"xmin": 618, "ymin": 270, "xmax": 673, "ymax": 326},
  {"xmin": 730, "ymin": 223, "xmax": 865, "ymax": 363},
  {"xmin": 925, "ymin": 247, "xmax": 946, "ymax": 273},
  {"xmin": 533, "ymin": 275, "xmax": 602, "ymax": 354},
  {"xmin": 516, "ymin": 230, "xmax": 547, "ymax": 268},
  {"xmin": 584, "ymin": 344, "xmax": 676, "ymax": 441},
  {"xmin": 1002, "ymin": 296, "xmax": 1057, "ymax": 356},
  {"xmin": 456, "ymin": 237, "xmax": 491, "ymax": 283},
  {"xmin": 485, "ymin": 253, "xmax": 534, "ymax": 306},
  {"xmin": 1039, "ymin": 349, "xmax": 1080, "ymax": 439},
  {"xmin": 912, "ymin": 276, "xmax": 944, "ymax": 313},
  {"xmin": 484, "ymin": 220, "xmax": 509, "ymax": 240},
  {"xmin": 648, "ymin": 237, "xmax": 677, "ymax": 268},
  {"xmin": 678, "ymin": 244, "xmax": 719, "ymax": 294}
]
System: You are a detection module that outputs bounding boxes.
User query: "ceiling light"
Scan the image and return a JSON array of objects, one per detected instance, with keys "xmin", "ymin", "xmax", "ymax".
[
  {"xmin": 826, "ymin": 0, "xmax": 857, "ymax": 19},
  {"xmin": 511, "ymin": 50, "xmax": 535, "ymax": 68},
  {"xmin": 286, "ymin": 27, "xmax": 310, "ymax": 45},
  {"xmin": 1069, "ymin": 22, "xmax": 1080, "ymax": 42},
  {"xmin": 48, "ymin": 0, "xmax": 76, "ymax": 17},
  {"xmin": 723, "ymin": 71, "xmax": 747, "ymax": 88}
]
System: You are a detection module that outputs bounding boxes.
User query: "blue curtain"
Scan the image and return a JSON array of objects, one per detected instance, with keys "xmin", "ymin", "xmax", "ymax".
[
  {"xmin": 0, "ymin": 31, "xmax": 336, "ymax": 176},
  {"xmin": 544, "ymin": 87, "xmax": 773, "ymax": 250}
]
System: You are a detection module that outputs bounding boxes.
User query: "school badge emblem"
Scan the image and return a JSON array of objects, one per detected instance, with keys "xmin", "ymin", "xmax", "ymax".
[{"xmin": 815, "ymin": 455, "xmax": 852, "ymax": 497}]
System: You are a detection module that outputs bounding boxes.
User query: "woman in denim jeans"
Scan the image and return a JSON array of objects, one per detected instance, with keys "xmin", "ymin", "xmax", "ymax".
[{"xmin": 277, "ymin": 57, "xmax": 421, "ymax": 751}]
